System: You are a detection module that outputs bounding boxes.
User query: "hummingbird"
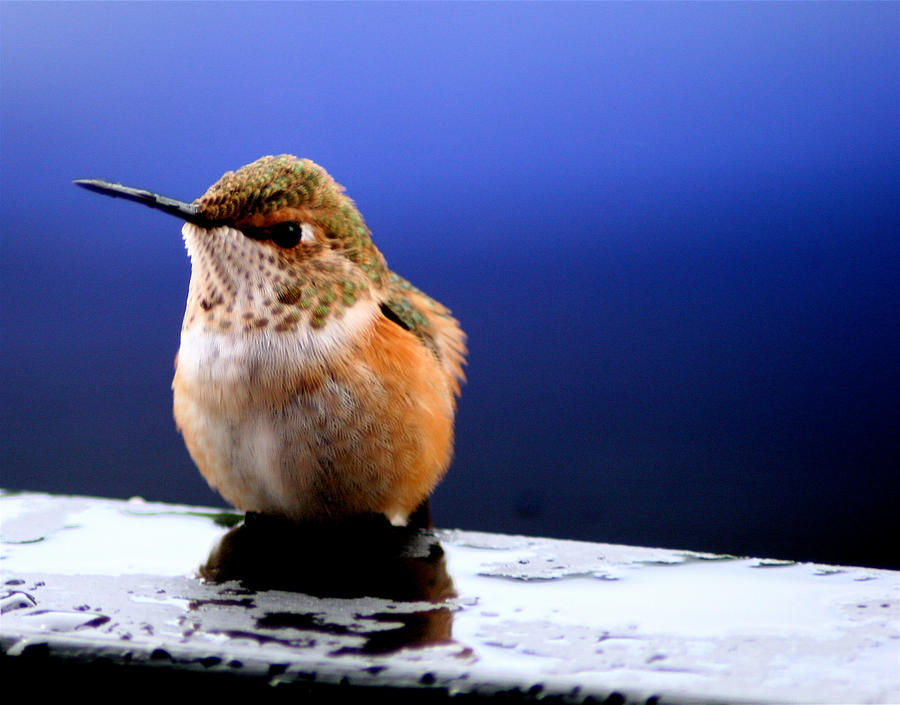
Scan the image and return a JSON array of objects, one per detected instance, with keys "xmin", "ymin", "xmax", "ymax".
[{"xmin": 75, "ymin": 155, "xmax": 466, "ymax": 526}]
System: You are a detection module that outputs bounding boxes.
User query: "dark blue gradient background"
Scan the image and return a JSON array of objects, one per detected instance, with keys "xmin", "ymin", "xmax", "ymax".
[{"xmin": 2, "ymin": 2, "xmax": 898, "ymax": 568}]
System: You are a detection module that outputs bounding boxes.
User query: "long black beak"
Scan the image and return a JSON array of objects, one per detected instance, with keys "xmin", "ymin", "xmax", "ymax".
[{"xmin": 73, "ymin": 179, "xmax": 219, "ymax": 228}]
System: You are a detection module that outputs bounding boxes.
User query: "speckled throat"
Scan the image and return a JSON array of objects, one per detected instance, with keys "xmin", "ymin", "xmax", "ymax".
[{"xmin": 180, "ymin": 222, "xmax": 377, "ymax": 333}]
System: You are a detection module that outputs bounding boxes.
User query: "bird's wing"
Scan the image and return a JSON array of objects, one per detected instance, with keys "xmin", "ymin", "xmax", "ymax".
[{"xmin": 382, "ymin": 272, "xmax": 467, "ymax": 398}]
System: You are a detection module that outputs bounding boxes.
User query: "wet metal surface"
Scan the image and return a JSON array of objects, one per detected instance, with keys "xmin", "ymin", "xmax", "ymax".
[{"xmin": 1, "ymin": 491, "xmax": 898, "ymax": 703}]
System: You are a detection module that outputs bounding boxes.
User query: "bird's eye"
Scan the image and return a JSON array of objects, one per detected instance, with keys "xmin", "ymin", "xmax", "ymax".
[
  {"xmin": 244, "ymin": 221, "xmax": 315, "ymax": 249},
  {"xmin": 269, "ymin": 221, "xmax": 302, "ymax": 249}
]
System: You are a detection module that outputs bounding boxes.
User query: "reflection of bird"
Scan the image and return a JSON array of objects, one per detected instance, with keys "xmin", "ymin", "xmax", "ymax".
[
  {"xmin": 201, "ymin": 511, "xmax": 457, "ymax": 604},
  {"xmin": 75, "ymin": 155, "xmax": 466, "ymax": 525}
]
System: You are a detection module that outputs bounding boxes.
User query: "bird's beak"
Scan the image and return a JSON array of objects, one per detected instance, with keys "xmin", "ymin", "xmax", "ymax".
[{"xmin": 73, "ymin": 179, "xmax": 219, "ymax": 228}]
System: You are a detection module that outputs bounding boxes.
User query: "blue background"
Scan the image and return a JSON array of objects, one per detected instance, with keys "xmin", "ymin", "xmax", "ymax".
[{"xmin": 2, "ymin": 2, "xmax": 898, "ymax": 568}]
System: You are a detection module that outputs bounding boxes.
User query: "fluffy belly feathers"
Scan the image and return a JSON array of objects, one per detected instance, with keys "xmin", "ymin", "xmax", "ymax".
[{"xmin": 172, "ymin": 309, "xmax": 456, "ymax": 524}]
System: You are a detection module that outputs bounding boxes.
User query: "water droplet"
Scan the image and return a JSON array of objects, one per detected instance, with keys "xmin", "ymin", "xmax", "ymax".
[
  {"xmin": 24, "ymin": 609, "xmax": 110, "ymax": 632},
  {"xmin": 1, "ymin": 591, "xmax": 37, "ymax": 614}
]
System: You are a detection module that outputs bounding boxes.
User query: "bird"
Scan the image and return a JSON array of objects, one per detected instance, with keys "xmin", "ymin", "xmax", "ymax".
[{"xmin": 74, "ymin": 155, "xmax": 466, "ymax": 527}]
